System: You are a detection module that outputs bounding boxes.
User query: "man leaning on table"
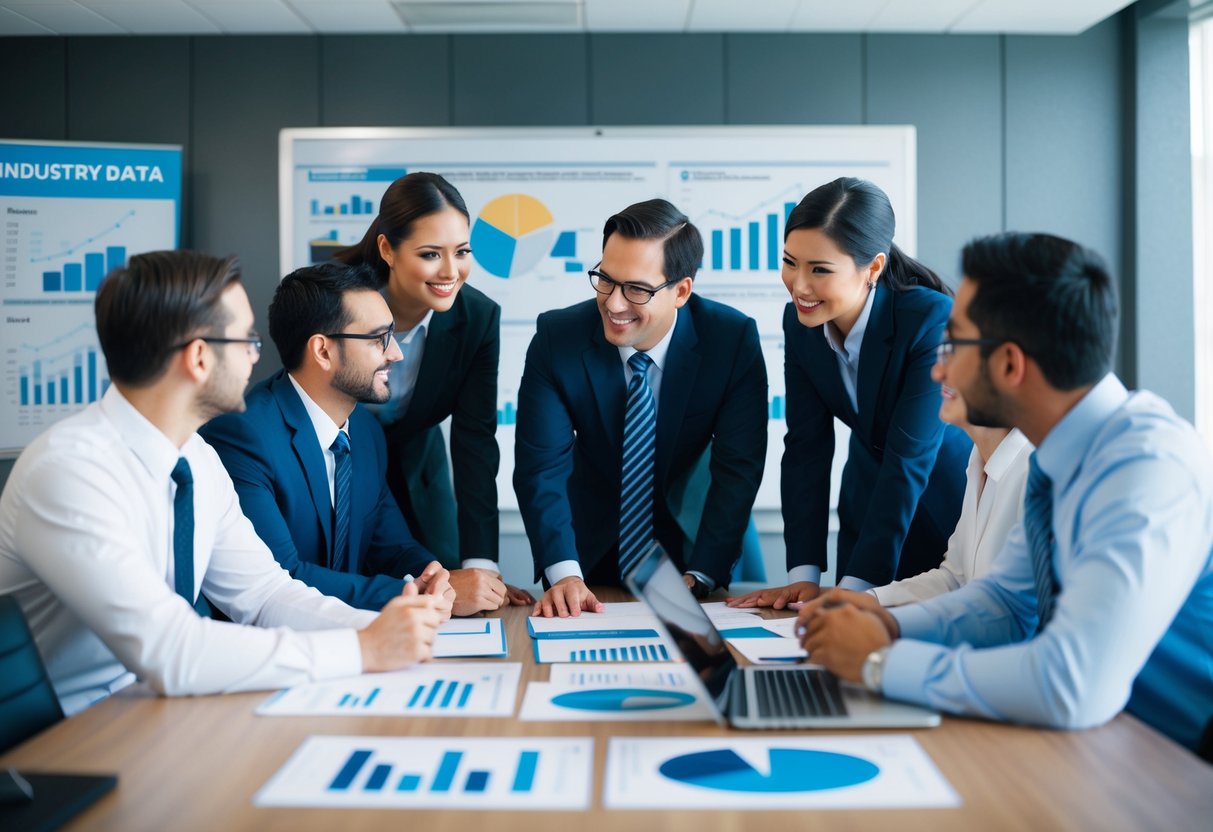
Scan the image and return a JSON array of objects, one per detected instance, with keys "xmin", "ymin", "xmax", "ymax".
[
  {"xmin": 798, "ymin": 232, "xmax": 1213, "ymax": 756},
  {"xmin": 0, "ymin": 250, "xmax": 451, "ymax": 716}
]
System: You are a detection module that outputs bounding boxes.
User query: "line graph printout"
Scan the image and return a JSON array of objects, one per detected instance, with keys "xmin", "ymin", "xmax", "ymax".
[{"xmin": 1, "ymin": 140, "xmax": 181, "ymax": 455}]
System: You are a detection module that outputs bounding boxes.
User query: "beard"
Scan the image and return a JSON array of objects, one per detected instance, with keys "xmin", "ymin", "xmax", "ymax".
[
  {"xmin": 196, "ymin": 352, "xmax": 247, "ymax": 421},
  {"xmin": 333, "ymin": 358, "xmax": 391, "ymax": 404},
  {"xmin": 960, "ymin": 362, "xmax": 1013, "ymax": 429}
]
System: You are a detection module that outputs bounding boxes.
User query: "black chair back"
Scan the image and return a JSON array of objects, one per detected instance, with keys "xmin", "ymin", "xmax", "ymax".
[{"xmin": 0, "ymin": 595, "xmax": 64, "ymax": 753}]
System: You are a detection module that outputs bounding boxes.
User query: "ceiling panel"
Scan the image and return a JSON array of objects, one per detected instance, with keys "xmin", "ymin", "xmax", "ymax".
[
  {"xmin": 2, "ymin": 1, "xmax": 124, "ymax": 34},
  {"xmin": 181, "ymin": 0, "xmax": 311, "ymax": 33},
  {"xmin": 951, "ymin": 0, "xmax": 1136, "ymax": 34},
  {"xmin": 870, "ymin": 0, "xmax": 982, "ymax": 32},
  {"xmin": 585, "ymin": 0, "xmax": 688, "ymax": 31},
  {"xmin": 788, "ymin": 0, "xmax": 888, "ymax": 31},
  {"xmin": 292, "ymin": 0, "xmax": 407, "ymax": 33},
  {"xmin": 0, "ymin": 5, "xmax": 53, "ymax": 35},
  {"xmin": 83, "ymin": 1, "xmax": 221, "ymax": 34},
  {"xmin": 687, "ymin": 0, "xmax": 797, "ymax": 32}
]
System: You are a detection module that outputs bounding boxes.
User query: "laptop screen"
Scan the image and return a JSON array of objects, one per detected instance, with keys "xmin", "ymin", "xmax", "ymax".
[{"xmin": 625, "ymin": 544, "xmax": 739, "ymax": 707}]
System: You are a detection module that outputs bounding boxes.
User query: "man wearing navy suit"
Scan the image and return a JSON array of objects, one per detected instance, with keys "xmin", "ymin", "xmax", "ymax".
[
  {"xmin": 202, "ymin": 263, "xmax": 507, "ymax": 616},
  {"xmin": 515, "ymin": 199, "xmax": 768, "ymax": 617}
]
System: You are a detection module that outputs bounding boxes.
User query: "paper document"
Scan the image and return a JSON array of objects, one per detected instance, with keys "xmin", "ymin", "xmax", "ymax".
[
  {"xmin": 257, "ymin": 663, "xmax": 521, "ymax": 717},
  {"xmin": 548, "ymin": 663, "xmax": 694, "ymax": 688},
  {"xmin": 726, "ymin": 637, "xmax": 810, "ymax": 664},
  {"xmin": 256, "ymin": 735, "xmax": 593, "ymax": 810},
  {"xmin": 520, "ymin": 681, "xmax": 716, "ymax": 722},
  {"xmin": 605, "ymin": 736, "xmax": 960, "ymax": 809},
  {"xmin": 433, "ymin": 617, "xmax": 508, "ymax": 658},
  {"xmin": 532, "ymin": 637, "xmax": 675, "ymax": 664}
]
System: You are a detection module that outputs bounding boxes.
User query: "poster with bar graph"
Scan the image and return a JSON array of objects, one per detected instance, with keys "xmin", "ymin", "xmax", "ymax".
[
  {"xmin": 256, "ymin": 662, "xmax": 521, "ymax": 717},
  {"xmin": 281, "ymin": 127, "xmax": 914, "ymax": 508},
  {"xmin": 1, "ymin": 139, "xmax": 181, "ymax": 456},
  {"xmin": 254, "ymin": 735, "xmax": 593, "ymax": 810}
]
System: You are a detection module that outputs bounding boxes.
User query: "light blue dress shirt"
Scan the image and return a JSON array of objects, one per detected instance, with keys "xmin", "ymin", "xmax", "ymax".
[{"xmin": 882, "ymin": 374, "xmax": 1213, "ymax": 750}]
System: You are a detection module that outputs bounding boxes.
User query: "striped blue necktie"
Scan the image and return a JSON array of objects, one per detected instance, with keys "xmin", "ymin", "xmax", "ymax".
[
  {"xmin": 330, "ymin": 431, "xmax": 352, "ymax": 573},
  {"xmin": 1024, "ymin": 453, "xmax": 1058, "ymax": 631},
  {"xmin": 170, "ymin": 457, "xmax": 196, "ymax": 607},
  {"xmin": 618, "ymin": 352, "xmax": 657, "ymax": 579}
]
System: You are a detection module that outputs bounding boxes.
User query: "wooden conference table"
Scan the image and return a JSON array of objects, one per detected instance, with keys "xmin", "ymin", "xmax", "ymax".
[{"xmin": 3, "ymin": 589, "xmax": 1211, "ymax": 831}]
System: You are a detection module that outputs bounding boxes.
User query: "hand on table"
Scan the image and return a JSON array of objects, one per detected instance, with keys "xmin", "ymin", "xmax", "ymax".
[
  {"xmin": 726, "ymin": 581, "xmax": 820, "ymax": 609},
  {"xmin": 795, "ymin": 588, "xmax": 899, "ymax": 684},
  {"xmin": 448, "ymin": 568, "xmax": 508, "ymax": 616},
  {"xmin": 358, "ymin": 580, "xmax": 447, "ymax": 671},
  {"xmin": 411, "ymin": 560, "xmax": 455, "ymax": 622},
  {"xmin": 531, "ymin": 577, "xmax": 604, "ymax": 618}
]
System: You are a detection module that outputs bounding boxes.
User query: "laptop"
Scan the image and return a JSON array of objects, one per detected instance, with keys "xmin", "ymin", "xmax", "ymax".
[{"xmin": 624, "ymin": 545, "xmax": 940, "ymax": 729}]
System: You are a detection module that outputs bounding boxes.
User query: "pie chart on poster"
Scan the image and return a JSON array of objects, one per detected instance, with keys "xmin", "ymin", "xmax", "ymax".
[
  {"xmin": 550, "ymin": 688, "xmax": 696, "ymax": 712},
  {"xmin": 470, "ymin": 193, "xmax": 556, "ymax": 278},
  {"xmin": 659, "ymin": 748, "xmax": 880, "ymax": 793}
]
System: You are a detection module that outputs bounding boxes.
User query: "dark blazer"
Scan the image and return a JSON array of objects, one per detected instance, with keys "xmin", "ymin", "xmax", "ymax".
[
  {"xmin": 200, "ymin": 370, "xmax": 433, "ymax": 610},
  {"xmin": 782, "ymin": 284, "xmax": 971, "ymax": 586},
  {"xmin": 513, "ymin": 294, "xmax": 768, "ymax": 587},
  {"xmin": 380, "ymin": 284, "xmax": 500, "ymax": 561}
]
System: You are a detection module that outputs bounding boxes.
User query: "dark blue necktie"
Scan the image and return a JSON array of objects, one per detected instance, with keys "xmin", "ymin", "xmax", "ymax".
[
  {"xmin": 170, "ymin": 457, "xmax": 195, "ymax": 607},
  {"xmin": 1024, "ymin": 453, "xmax": 1058, "ymax": 631},
  {"xmin": 619, "ymin": 352, "xmax": 656, "ymax": 579},
  {"xmin": 330, "ymin": 431, "xmax": 352, "ymax": 573}
]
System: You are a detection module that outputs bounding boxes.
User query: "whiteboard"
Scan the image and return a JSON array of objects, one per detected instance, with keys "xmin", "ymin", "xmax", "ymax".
[{"xmin": 279, "ymin": 126, "xmax": 916, "ymax": 510}]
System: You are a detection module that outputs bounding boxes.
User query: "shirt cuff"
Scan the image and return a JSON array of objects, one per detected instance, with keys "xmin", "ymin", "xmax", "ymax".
[
  {"xmin": 461, "ymin": 558, "xmax": 500, "ymax": 573},
  {"xmin": 880, "ymin": 638, "xmax": 947, "ymax": 707},
  {"xmin": 889, "ymin": 601, "xmax": 938, "ymax": 641},
  {"xmin": 545, "ymin": 560, "xmax": 584, "ymax": 587},
  {"xmin": 838, "ymin": 575, "xmax": 876, "ymax": 592},
  {"xmin": 685, "ymin": 570, "xmax": 716, "ymax": 591},
  {"xmin": 788, "ymin": 565, "xmax": 822, "ymax": 585},
  {"xmin": 306, "ymin": 628, "xmax": 367, "ymax": 679}
]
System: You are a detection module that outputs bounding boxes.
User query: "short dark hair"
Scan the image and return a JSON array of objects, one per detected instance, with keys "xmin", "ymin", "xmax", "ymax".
[
  {"xmin": 268, "ymin": 261, "xmax": 383, "ymax": 371},
  {"xmin": 962, "ymin": 232, "xmax": 1117, "ymax": 390},
  {"xmin": 334, "ymin": 171, "xmax": 469, "ymax": 286},
  {"xmin": 602, "ymin": 198, "xmax": 704, "ymax": 283},
  {"xmin": 95, "ymin": 250, "xmax": 241, "ymax": 386}
]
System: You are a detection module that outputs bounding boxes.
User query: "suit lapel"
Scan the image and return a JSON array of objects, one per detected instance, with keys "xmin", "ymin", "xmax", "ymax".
[
  {"xmin": 272, "ymin": 372, "xmax": 335, "ymax": 564},
  {"xmin": 856, "ymin": 283, "xmax": 894, "ymax": 441},
  {"xmin": 585, "ymin": 326, "xmax": 626, "ymax": 455},
  {"xmin": 805, "ymin": 325, "xmax": 858, "ymax": 425},
  {"xmin": 656, "ymin": 305, "xmax": 699, "ymax": 483},
  {"xmin": 347, "ymin": 412, "xmax": 375, "ymax": 574},
  {"xmin": 405, "ymin": 303, "xmax": 461, "ymax": 423}
]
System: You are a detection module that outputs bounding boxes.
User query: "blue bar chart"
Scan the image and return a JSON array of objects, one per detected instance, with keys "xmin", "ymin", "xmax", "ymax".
[
  {"xmin": 497, "ymin": 400, "xmax": 517, "ymax": 426},
  {"xmin": 310, "ymin": 195, "xmax": 375, "ymax": 216},
  {"xmin": 13, "ymin": 324, "xmax": 110, "ymax": 411},
  {"xmin": 698, "ymin": 200, "xmax": 798, "ymax": 275},
  {"xmin": 533, "ymin": 638, "xmax": 673, "ymax": 664},
  {"xmin": 255, "ymin": 736, "xmax": 593, "ymax": 810}
]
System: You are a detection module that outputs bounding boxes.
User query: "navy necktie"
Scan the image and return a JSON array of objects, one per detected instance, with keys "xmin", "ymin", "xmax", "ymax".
[
  {"xmin": 330, "ymin": 431, "xmax": 352, "ymax": 573},
  {"xmin": 170, "ymin": 457, "xmax": 195, "ymax": 607},
  {"xmin": 619, "ymin": 352, "xmax": 657, "ymax": 579},
  {"xmin": 1024, "ymin": 453, "xmax": 1058, "ymax": 631}
]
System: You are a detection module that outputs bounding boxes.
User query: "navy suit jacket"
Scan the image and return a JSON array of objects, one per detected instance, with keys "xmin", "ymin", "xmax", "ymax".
[
  {"xmin": 380, "ymin": 285, "xmax": 500, "ymax": 560},
  {"xmin": 200, "ymin": 370, "xmax": 433, "ymax": 610},
  {"xmin": 513, "ymin": 294, "xmax": 768, "ymax": 587},
  {"xmin": 782, "ymin": 284, "xmax": 971, "ymax": 585}
]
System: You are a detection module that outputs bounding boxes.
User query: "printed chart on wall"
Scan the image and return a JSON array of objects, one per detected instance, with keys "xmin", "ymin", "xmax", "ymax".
[
  {"xmin": 0, "ymin": 140, "xmax": 181, "ymax": 456},
  {"xmin": 280, "ymin": 127, "xmax": 915, "ymax": 508}
]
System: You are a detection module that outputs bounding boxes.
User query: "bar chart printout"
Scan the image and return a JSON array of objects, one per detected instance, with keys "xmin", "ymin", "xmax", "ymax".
[
  {"xmin": 254, "ymin": 736, "xmax": 593, "ymax": 810},
  {"xmin": 255, "ymin": 663, "xmax": 521, "ymax": 717}
]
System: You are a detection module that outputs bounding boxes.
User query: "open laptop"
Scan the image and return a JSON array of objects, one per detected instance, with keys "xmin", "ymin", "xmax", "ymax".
[{"xmin": 624, "ymin": 544, "xmax": 940, "ymax": 729}]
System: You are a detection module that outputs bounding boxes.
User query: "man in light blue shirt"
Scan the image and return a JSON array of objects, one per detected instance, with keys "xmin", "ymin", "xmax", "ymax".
[{"xmin": 798, "ymin": 232, "xmax": 1213, "ymax": 754}]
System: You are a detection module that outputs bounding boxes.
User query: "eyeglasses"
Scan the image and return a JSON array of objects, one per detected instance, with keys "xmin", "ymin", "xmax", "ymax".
[
  {"xmin": 588, "ymin": 268, "xmax": 678, "ymax": 305},
  {"xmin": 936, "ymin": 337, "xmax": 1002, "ymax": 364},
  {"xmin": 171, "ymin": 335, "xmax": 262, "ymax": 361},
  {"xmin": 324, "ymin": 324, "xmax": 396, "ymax": 352}
]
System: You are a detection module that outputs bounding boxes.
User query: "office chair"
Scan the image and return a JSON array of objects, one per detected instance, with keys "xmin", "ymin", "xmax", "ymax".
[
  {"xmin": 0, "ymin": 595, "xmax": 64, "ymax": 753},
  {"xmin": 1199, "ymin": 716, "xmax": 1213, "ymax": 765}
]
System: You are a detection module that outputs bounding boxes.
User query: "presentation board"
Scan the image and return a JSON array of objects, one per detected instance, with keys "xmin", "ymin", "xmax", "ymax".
[
  {"xmin": 1, "ymin": 139, "xmax": 182, "ymax": 457},
  {"xmin": 279, "ymin": 126, "xmax": 916, "ymax": 509}
]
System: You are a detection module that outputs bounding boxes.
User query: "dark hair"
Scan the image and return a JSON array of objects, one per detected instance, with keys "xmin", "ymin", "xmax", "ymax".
[
  {"xmin": 95, "ymin": 250, "xmax": 241, "ymax": 386},
  {"xmin": 602, "ymin": 198, "xmax": 704, "ymax": 282},
  {"xmin": 334, "ymin": 172, "xmax": 469, "ymax": 286},
  {"xmin": 785, "ymin": 177, "xmax": 951, "ymax": 296},
  {"xmin": 962, "ymin": 233, "xmax": 1117, "ymax": 390},
  {"xmin": 268, "ymin": 261, "xmax": 383, "ymax": 371}
]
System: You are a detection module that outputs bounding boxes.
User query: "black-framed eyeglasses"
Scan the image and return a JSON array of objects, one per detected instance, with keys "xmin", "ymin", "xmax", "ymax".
[
  {"xmin": 936, "ymin": 337, "xmax": 1002, "ymax": 364},
  {"xmin": 170, "ymin": 335, "xmax": 262, "ymax": 360},
  {"xmin": 588, "ymin": 268, "xmax": 677, "ymax": 305},
  {"xmin": 324, "ymin": 324, "xmax": 396, "ymax": 352}
]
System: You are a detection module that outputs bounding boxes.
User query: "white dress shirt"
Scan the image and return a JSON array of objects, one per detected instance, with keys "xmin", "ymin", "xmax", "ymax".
[
  {"xmin": 288, "ymin": 372, "xmax": 348, "ymax": 507},
  {"xmin": 871, "ymin": 429, "xmax": 1031, "ymax": 605},
  {"xmin": 545, "ymin": 309, "xmax": 678, "ymax": 588},
  {"xmin": 0, "ymin": 387, "xmax": 376, "ymax": 716},
  {"xmin": 366, "ymin": 308, "xmax": 433, "ymax": 426}
]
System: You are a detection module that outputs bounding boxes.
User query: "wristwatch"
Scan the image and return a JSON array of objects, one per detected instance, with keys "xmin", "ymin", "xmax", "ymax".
[
  {"xmin": 861, "ymin": 646, "xmax": 891, "ymax": 693},
  {"xmin": 686, "ymin": 574, "xmax": 711, "ymax": 599}
]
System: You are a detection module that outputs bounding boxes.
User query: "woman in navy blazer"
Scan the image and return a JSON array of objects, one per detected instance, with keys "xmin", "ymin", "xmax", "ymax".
[
  {"xmin": 731, "ymin": 177, "xmax": 970, "ymax": 608},
  {"xmin": 336, "ymin": 173, "xmax": 532, "ymax": 605}
]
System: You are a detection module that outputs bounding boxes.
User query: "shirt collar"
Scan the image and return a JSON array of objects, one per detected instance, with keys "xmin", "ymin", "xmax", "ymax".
[
  {"xmin": 1034, "ymin": 373, "xmax": 1129, "ymax": 489},
  {"xmin": 397, "ymin": 308, "xmax": 434, "ymax": 346},
  {"xmin": 618, "ymin": 307, "xmax": 679, "ymax": 372},
  {"xmin": 822, "ymin": 285, "xmax": 876, "ymax": 364},
  {"xmin": 99, "ymin": 385, "xmax": 196, "ymax": 483},
  {"xmin": 984, "ymin": 428, "xmax": 1033, "ymax": 482},
  {"xmin": 287, "ymin": 372, "xmax": 348, "ymax": 451}
]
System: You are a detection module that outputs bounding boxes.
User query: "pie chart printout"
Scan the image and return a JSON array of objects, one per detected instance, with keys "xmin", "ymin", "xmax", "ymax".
[
  {"xmin": 549, "ymin": 688, "xmax": 697, "ymax": 712},
  {"xmin": 658, "ymin": 748, "xmax": 881, "ymax": 793},
  {"xmin": 470, "ymin": 193, "xmax": 556, "ymax": 278}
]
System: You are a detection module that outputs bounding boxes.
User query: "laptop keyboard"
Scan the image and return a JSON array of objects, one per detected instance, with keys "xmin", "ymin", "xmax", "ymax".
[{"xmin": 753, "ymin": 669, "xmax": 848, "ymax": 718}]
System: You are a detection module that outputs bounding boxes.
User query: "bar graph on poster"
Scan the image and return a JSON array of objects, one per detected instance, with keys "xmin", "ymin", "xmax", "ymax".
[
  {"xmin": 1, "ymin": 140, "xmax": 182, "ymax": 456},
  {"xmin": 279, "ymin": 127, "xmax": 915, "ymax": 508}
]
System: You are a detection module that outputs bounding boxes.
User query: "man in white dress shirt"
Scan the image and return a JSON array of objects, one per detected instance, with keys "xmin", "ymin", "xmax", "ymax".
[{"xmin": 0, "ymin": 250, "xmax": 451, "ymax": 715}]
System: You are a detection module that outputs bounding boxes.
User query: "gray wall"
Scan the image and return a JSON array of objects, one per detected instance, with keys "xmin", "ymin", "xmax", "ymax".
[{"xmin": 0, "ymin": 7, "xmax": 1195, "ymax": 582}]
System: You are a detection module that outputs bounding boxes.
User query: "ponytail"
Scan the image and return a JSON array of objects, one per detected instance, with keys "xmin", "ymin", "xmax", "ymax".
[{"xmin": 883, "ymin": 243, "xmax": 952, "ymax": 296}]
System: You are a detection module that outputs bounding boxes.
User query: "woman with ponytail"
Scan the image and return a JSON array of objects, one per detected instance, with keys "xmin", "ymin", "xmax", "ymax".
[
  {"xmin": 729, "ymin": 177, "xmax": 970, "ymax": 608},
  {"xmin": 335, "ymin": 172, "xmax": 533, "ymax": 606}
]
